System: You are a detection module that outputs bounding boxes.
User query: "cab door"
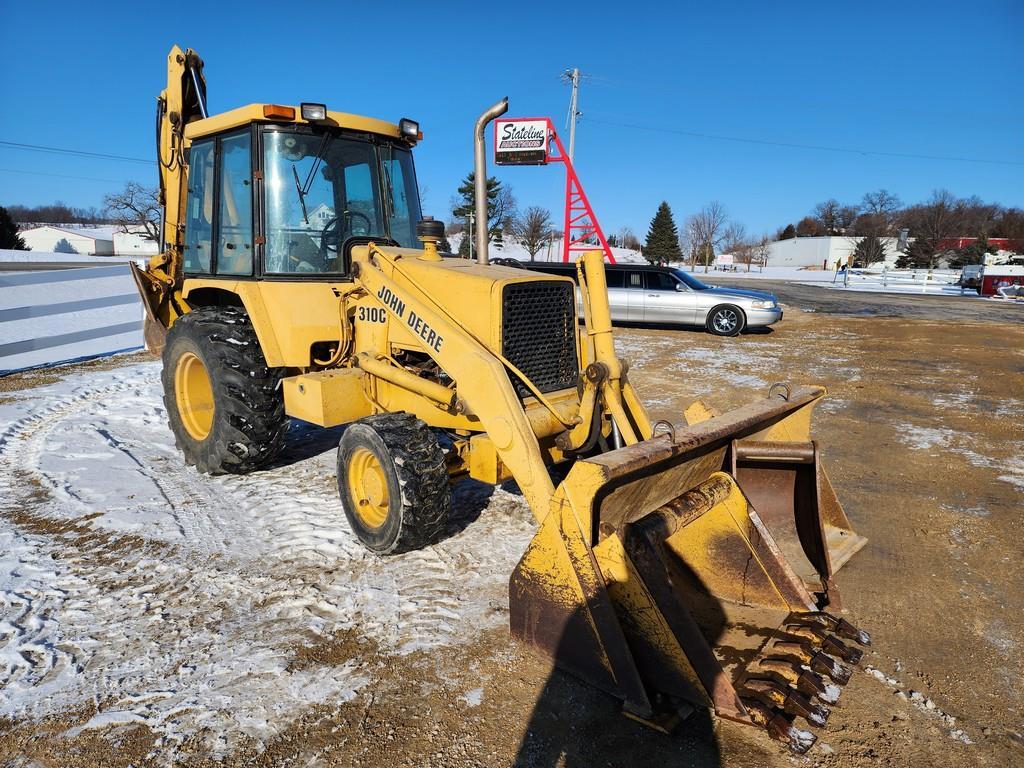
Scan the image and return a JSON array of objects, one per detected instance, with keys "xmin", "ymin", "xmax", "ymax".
[{"xmin": 644, "ymin": 270, "xmax": 697, "ymax": 325}]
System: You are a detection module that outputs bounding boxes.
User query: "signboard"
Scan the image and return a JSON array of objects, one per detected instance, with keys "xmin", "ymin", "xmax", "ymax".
[{"xmin": 495, "ymin": 119, "xmax": 549, "ymax": 165}]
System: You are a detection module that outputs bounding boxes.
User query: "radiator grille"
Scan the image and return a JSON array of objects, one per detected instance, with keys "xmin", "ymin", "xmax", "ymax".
[{"xmin": 501, "ymin": 281, "xmax": 579, "ymax": 397}]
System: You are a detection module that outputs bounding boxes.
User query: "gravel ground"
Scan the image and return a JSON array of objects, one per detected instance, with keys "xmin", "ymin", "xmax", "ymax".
[{"xmin": 1, "ymin": 296, "xmax": 1022, "ymax": 767}]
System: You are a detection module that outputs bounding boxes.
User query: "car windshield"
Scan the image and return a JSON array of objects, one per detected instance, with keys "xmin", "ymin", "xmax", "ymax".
[
  {"xmin": 671, "ymin": 268, "xmax": 711, "ymax": 290},
  {"xmin": 263, "ymin": 129, "xmax": 421, "ymax": 274}
]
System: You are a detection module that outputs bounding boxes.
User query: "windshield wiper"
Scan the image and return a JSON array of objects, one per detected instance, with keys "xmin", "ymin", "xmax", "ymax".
[
  {"xmin": 293, "ymin": 133, "xmax": 333, "ymax": 225},
  {"xmin": 292, "ymin": 165, "xmax": 309, "ymax": 224},
  {"xmin": 380, "ymin": 144, "xmax": 396, "ymax": 221}
]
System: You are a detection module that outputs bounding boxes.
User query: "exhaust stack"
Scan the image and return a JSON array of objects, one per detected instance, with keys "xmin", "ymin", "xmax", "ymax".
[{"xmin": 474, "ymin": 97, "xmax": 508, "ymax": 265}]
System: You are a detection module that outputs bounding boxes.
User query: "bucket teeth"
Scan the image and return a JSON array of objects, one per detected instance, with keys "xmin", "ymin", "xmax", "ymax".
[
  {"xmin": 821, "ymin": 634, "xmax": 863, "ymax": 665},
  {"xmin": 797, "ymin": 612, "xmax": 872, "ymax": 647},
  {"xmin": 741, "ymin": 698, "xmax": 817, "ymax": 754},
  {"xmin": 771, "ymin": 640, "xmax": 853, "ymax": 684},
  {"xmin": 742, "ymin": 679, "xmax": 830, "ymax": 727},
  {"xmin": 808, "ymin": 650, "xmax": 853, "ymax": 684},
  {"xmin": 756, "ymin": 658, "xmax": 840, "ymax": 704}
]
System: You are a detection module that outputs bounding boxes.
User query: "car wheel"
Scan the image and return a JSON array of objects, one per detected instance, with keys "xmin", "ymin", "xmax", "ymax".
[{"xmin": 706, "ymin": 305, "xmax": 745, "ymax": 336}]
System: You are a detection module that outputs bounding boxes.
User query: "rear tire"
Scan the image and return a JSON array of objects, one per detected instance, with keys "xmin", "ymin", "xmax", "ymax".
[
  {"xmin": 706, "ymin": 304, "xmax": 745, "ymax": 336},
  {"xmin": 162, "ymin": 307, "xmax": 287, "ymax": 474},
  {"xmin": 337, "ymin": 413, "xmax": 450, "ymax": 555}
]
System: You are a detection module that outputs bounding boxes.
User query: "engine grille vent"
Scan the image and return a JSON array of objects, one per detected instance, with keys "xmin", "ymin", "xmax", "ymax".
[{"xmin": 501, "ymin": 281, "xmax": 579, "ymax": 397}]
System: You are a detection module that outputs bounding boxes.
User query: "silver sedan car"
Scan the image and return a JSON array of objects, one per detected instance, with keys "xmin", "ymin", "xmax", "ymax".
[{"xmin": 527, "ymin": 263, "xmax": 782, "ymax": 336}]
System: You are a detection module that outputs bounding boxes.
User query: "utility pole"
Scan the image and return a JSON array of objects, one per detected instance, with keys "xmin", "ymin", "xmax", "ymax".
[{"xmin": 561, "ymin": 68, "xmax": 582, "ymax": 162}]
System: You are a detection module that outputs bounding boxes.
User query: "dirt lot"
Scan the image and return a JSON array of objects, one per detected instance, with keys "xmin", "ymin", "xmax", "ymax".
[{"xmin": 1, "ymin": 289, "xmax": 1022, "ymax": 767}]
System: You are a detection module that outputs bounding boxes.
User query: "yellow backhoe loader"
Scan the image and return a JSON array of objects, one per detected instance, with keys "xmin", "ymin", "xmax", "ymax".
[{"xmin": 131, "ymin": 46, "xmax": 870, "ymax": 753}]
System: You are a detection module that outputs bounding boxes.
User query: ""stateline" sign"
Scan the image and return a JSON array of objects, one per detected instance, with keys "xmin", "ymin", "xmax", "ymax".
[{"xmin": 494, "ymin": 119, "xmax": 549, "ymax": 165}]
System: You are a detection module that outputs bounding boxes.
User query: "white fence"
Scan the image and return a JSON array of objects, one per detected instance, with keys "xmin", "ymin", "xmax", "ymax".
[
  {"xmin": 838, "ymin": 267, "xmax": 962, "ymax": 294},
  {"xmin": 0, "ymin": 264, "xmax": 144, "ymax": 374}
]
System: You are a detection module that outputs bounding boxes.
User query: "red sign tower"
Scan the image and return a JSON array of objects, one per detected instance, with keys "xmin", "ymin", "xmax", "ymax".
[{"xmin": 494, "ymin": 117, "xmax": 616, "ymax": 264}]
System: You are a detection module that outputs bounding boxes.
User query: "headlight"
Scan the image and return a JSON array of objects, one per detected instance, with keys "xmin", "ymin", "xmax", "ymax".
[{"xmin": 751, "ymin": 299, "xmax": 775, "ymax": 309}]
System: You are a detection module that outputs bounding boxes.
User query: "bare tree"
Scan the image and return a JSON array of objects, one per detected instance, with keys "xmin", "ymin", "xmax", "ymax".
[
  {"xmin": 512, "ymin": 206, "xmax": 554, "ymax": 259},
  {"xmin": 899, "ymin": 189, "xmax": 963, "ymax": 268},
  {"xmin": 103, "ymin": 182, "xmax": 161, "ymax": 242},
  {"xmin": 721, "ymin": 221, "xmax": 747, "ymax": 254},
  {"xmin": 688, "ymin": 201, "xmax": 729, "ymax": 273},
  {"xmin": 861, "ymin": 189, "xmax": 902, "ymax": 222},
  {"xmin": 795, "ymin": 216, "xmax": 822, "ymax": 237},
  {"xmin": 618, "ymin": 226, "xmax": 641, "ymax": 251},
  {"xmin": 813, "ymin": 199, "xmax": 844, "ymax": 235},
  {"xmin": 754, "ymin": 235, "xmax": 771, "ymax": 272}
]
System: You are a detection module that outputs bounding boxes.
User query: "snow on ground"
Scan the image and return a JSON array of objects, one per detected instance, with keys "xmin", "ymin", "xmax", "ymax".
[
  {"xmin": 0, "ymin": 361, "xmax": 536, "ymax": 760},
  {"xmin": 0, "ymin": 265, "xmax": 143, "ymax": 373}
]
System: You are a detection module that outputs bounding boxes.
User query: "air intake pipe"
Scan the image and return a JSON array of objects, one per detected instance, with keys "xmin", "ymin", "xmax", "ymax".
[{"xmin": 474, "ymin": 97, "xmax": 508, "ymax": 265}]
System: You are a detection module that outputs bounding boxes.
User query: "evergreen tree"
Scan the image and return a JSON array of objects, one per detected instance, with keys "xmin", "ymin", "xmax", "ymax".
[
  {"xmin": 451, "ymin": 171, "xmax": 515, "ymax": 258},
  {"xmin": 896, "ymin": 237, "xmax": 935, "ymax": 269},
  {"xmin": 779, "ymin": 223, "xmax": 797, "ymax": 240},
  {"xmin": 948, "ymin": 235, "xmax": 997, "ymax": 268},
  {"xmin": 0, "ymin": 206, "xmax": 27, "ymax": 250},
  {"xmin": 644, "ymin": 201, "xmax": 683, "ymax": 265},
  {"xmin": 53, "ymin": 237, "xmax": 78, "ymax": 254},
  {"xmin": 852, "ymin": 235, "xmax": 886, "ymax": 266}
]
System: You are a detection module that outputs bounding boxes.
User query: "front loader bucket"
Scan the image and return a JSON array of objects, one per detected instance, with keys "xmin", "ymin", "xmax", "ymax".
[{"xmin": 509, "ymin": 385, "xmax": 869, "ymax": 752}]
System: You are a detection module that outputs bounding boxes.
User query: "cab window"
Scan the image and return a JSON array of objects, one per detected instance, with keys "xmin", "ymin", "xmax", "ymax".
[
  {"xmin": 262, "ymin": 130, "xmax": 385, "ymax": 274},
  {"xmin": 184, "ymin": 139, "xmax": 215, "ymax": 273},
  {"xmin": 216, "ymin": 132, "xmax": 254, "ymax": 276},
  {"xmin": 382, "ymin": 145, "xmax": 422, "ymax": 248}
]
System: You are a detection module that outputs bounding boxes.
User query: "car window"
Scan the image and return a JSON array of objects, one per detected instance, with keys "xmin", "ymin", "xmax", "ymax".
[
  {"xmin": 646, "ymin": 271, "xmax": 678, "ymax": 291},
  {"xmin": 605, "ymin": 270, "xmax": 624, "ymax": 288},
  {"xmin": 624, "ymin": 271, "xmax": 643, "ymax": 289}
]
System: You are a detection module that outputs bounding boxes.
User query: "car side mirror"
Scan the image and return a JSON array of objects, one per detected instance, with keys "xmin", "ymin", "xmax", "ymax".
[{"xmin": 674, "ymin": 282, "xmax": 686, "ymax": 292}]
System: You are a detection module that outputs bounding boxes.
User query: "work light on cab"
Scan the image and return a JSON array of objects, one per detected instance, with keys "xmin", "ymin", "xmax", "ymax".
[
  {"xmin": 399, "ymin": 118, "xmax": 422, "ymax": 142},
  {"xmin": 301, "ymin": 102, "xmax": 327, "ymax": 121}
]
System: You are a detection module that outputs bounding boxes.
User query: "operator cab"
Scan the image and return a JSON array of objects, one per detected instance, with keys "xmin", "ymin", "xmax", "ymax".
[{"xmin": 181, "ymin": 104, "xmax": 423, "ymax": 280}]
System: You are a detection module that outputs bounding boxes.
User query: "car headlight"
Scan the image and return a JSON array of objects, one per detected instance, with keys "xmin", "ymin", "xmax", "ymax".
[{"xmin": 751, "ymin": 299, "xmax": 775, "ymax": 309}]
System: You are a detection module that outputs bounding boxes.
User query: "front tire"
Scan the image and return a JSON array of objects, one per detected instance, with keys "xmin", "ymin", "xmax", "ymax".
[
  {"xmin": 337, "ymin": 413, "xmax": 450, "ymax": 554},
  {"xmin": 706, "ymin": 305, "xmax": 745, "ymax": 336},
  {"xmin": 161, "ymin": 307, "xmax": 287, "ymax": 474}
]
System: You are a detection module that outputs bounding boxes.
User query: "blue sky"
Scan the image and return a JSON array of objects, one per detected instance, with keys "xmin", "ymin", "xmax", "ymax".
[{"xmin": 1, "ymin": 1, "xmax": 1021, "ymax": 238}]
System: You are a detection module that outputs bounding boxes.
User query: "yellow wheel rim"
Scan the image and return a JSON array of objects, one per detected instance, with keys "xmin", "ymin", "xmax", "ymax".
[
  {"xmin": 347, "ymin": 447, "xmax": 390, "ymax": 528},
  {"xmin": 174, "ymin": 351, "xmax": 215, "ymax": 441}
]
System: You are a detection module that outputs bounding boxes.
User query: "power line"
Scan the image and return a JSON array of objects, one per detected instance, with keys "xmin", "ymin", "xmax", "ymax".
[
  {"xmin": 0, "ymin": 140, "xmax": 151, "ymax": 165},
  {"xmin": 584, "ymin": 117, "xmax": 1024, "ymax": 166}
]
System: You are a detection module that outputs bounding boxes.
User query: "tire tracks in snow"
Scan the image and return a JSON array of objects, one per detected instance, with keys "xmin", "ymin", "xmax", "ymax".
[{"xmin": 0, "ymin": 361, "xmax": 537, "ymax": 760}]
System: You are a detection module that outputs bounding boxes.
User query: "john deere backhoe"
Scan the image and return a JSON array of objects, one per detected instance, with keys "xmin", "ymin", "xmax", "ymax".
[{"xmin": 132, "ymin": 46, "xmax": 870, "ymax": 753}]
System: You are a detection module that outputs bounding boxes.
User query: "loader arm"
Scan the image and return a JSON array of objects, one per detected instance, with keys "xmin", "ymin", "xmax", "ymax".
[{"xmin": 351, "ymin": 244, "xmax": 558, "ymax": 520}]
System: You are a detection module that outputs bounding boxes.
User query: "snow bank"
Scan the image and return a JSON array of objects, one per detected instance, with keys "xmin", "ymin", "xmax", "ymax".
[{"xmin": 0, "ymin": 265, "xmax": 143, "ymax": 373}]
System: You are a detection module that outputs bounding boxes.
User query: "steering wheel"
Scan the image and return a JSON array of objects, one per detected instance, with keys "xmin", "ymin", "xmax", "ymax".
[{"xmin": 318, "ymin": 212, "xmax": 374, "ymax": 269}]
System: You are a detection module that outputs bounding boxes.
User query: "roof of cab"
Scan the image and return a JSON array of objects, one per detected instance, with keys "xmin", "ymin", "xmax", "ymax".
[{"xmin": 183, "ymin": 104, "xmax": 403, "ymax": 141}]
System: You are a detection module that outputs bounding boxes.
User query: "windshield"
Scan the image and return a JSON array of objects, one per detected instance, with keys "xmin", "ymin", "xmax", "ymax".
[
  {"xmin": 671, "ymin": 268, "xmax": 711, "ymax": 290},
  {"xmin": 263, "ymin": 129, "xmax": 422, "ymax": 274}
]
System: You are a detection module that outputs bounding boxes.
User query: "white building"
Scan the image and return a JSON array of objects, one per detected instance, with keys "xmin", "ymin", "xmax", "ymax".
[
  {"xmin": 765, "ymin": 236, "xmax": 900, "ymax": 269},
  {"xmin": 113, "ymin": 225, "xmax": 160, "ymax": 256},
  {"xmin": 19, "ymin": 225, "xmax": 115, "ymax": 255}
]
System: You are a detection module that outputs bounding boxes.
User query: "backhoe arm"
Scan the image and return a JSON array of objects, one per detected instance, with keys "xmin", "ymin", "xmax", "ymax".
[{"xmin": 130, "ymin": 45, "xmax": 207, "ymax": 351}]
